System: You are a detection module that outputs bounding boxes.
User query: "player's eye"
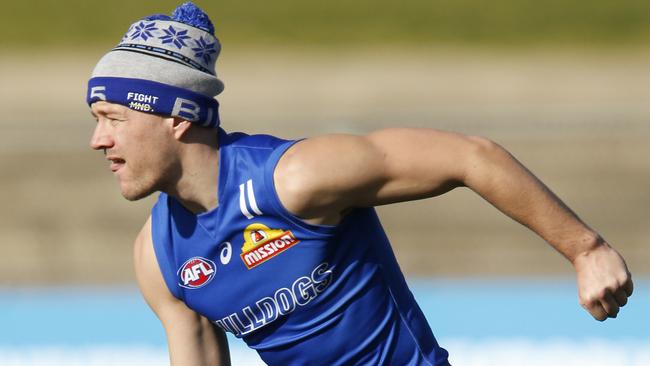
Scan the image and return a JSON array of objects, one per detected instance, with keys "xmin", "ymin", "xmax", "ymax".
[{"xmin": 108, "ymin": 118, "xmax": 125, "ymax": 126}]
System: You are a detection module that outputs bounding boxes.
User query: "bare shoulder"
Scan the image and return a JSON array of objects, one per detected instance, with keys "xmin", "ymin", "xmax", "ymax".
[
  {"xmin": 133, "ymin": 216, "xmax": 185, "ymax": 317},
  {"xmin": 133, "ymin": 216, "xmax": 153, "ymax": 264},
  {"xmin": 275, "ymin": 134, "xmax": 380, "ymax": 186},
  {"xmin": 133, "ymin": 216, "xmax": 155, "ymax": 278},
  {"xmin": 273, "ymin": 128, "xmax": 490, "ymax": 223},
  {"xmin": 273, "ymin": 133, "xmax": 385, "ymax": 224}
]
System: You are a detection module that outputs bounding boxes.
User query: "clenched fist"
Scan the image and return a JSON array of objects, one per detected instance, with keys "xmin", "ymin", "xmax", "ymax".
[{"xmin": 573, "ymin": 242, "xmax": 633, "ymax": 321}]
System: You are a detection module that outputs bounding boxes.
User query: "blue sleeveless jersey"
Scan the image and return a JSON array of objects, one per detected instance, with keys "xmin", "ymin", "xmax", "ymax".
[{"xmin": 151, "ymin": 129, "xmax": 451, "ymax": 366}]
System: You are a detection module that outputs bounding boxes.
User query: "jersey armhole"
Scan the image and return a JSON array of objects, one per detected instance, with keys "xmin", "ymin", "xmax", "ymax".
[
  {"xmin": 262, "ymin": 140, "xmax": 338, "ymax": 236},
  {"xmin": 150, "ymin": 196, "xmax": 184, "ymax": 301}
]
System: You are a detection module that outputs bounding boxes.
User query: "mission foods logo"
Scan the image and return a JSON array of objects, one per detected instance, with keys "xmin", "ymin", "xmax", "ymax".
[
  {"xmin": 178, "ymin": 257, "xmax": 216, "ymax": 289},
  {"xmin": 240, "ymin": 223, "xmax": 300, "ymax": 269}
]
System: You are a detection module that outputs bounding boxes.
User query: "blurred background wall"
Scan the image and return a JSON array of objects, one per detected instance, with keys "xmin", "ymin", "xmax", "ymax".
[{"xmin": 1, "ymin": 0, "xmax": 648, "ymax": 284}]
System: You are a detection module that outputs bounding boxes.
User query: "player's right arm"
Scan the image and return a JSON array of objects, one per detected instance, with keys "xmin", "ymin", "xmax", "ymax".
[
  {"xmin": 275, "ymin": 128, "xmax": 632, "ymax": 321},
  {"xmin": 134, "ymin": 216, "xmax": 231, "ymax": 366}
]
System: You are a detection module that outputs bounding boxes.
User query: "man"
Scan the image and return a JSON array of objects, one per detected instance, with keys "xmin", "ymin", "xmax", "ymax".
[{"xmin": 87, "ymin": 3, "xmax": 633, "ymax": 366}]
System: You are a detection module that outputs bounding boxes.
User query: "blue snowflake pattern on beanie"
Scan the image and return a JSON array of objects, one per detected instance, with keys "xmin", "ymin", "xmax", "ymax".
[
  {"xmin": 110, "ymin": 2, "xmax": 221, "ymax": 74},
  {"xmin": 159, "ymin": 25, "xmax": 191, "ymax": 49},
  {"xmin": 121, "ymin": 24, "xmax": 135, "ymax": 43},
  {"xmin": 172, "ymin": 2, "xmax": 215, "ymax": 34},
  {"xmin": 192, "ymin": 36, "xmax": 217, "ymax": 64},
  {"xmin": 130, "ymin": 21, "xmax": 158, "ymax": 41}
]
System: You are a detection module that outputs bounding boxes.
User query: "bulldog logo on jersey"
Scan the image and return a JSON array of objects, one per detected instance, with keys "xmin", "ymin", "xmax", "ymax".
[
  {"xmin": 178, "ymin": 257, "xmax": 216, "ymax": 289},
  {"xmin": 240, "ymin": 223, "xmax": 300, "ymax": 269}
]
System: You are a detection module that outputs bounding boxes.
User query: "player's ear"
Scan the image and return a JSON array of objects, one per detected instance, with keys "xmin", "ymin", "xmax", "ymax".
[{"xmin": 171, "ymin": 117, "xmax": 192, "ymax": 140}]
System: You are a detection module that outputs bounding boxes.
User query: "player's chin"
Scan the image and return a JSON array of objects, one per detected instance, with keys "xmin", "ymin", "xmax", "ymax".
[{"xmin": 119, "ymin": 181, "xmax": 156, "ymax": 201}]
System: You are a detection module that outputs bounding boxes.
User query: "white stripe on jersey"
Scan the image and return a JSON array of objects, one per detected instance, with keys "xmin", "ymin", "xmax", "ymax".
[
  {"xmin": 239, "ymin": 183, "xmax": 254, "ymax": 219},
  {"xmin": 246, "ymin": 179, "xmax": 263, "ymax": 216}
]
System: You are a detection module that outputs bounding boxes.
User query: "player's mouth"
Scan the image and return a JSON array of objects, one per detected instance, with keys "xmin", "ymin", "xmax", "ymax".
[{"xmin": 107, "ymin": 156, "xmax": 126, "ymax": 173}]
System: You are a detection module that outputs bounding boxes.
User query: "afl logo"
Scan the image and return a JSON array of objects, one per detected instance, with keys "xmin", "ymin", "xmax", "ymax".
[{"xmin": 178, "ymin": 257, "xmax": 216, "ymax": 289}]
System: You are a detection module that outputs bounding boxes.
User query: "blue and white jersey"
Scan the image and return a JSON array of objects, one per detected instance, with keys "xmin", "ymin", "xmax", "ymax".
[{"xmin": 151, "ymin": 129, "xmax": 451, "ymax": 366}]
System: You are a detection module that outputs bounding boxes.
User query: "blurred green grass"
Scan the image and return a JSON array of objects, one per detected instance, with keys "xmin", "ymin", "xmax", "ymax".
[{"xmin": 3, "ymin": 0, "xmax": 650, "ymax": 48}]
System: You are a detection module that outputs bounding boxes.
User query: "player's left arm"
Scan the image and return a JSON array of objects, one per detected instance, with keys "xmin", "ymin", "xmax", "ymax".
[{"xmin": 275, "ymin": 127, "xmax": 633, "ymax": 321}]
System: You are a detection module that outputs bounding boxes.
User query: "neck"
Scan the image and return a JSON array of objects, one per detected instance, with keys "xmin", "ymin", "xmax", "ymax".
[{"xmin": 167, "ymin": 130, "xmax": 221, "ymax": 214}]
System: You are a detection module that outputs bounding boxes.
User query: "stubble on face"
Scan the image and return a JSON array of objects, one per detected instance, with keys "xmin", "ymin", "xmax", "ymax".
[
  {"xmin": 119, "ymin": 154, "xmax": 180, "ymax": 202},
  {"xmin": 107, "ymin": 107, "xmax": 181, "ymax": 201}
]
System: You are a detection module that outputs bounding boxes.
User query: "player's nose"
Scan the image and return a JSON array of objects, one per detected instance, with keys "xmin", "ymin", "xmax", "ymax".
[{"xmin": 89, "ymin": 121, "xmax": 115, "ymax": 150}]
